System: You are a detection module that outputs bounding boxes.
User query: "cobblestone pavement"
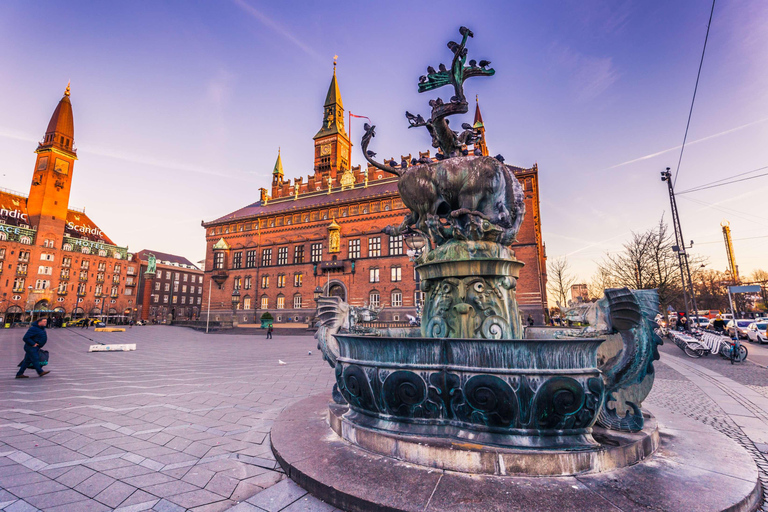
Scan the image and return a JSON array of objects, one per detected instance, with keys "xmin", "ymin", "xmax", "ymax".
[
  {"xmin": 0, "ymin": 326, "xmax": 337, "ymax": 512},
  {"xmin": 4, "ymin": 327, "xmax": 768, "ymax": 511}
]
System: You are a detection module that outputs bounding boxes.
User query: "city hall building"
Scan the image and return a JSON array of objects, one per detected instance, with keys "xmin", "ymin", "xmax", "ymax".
[
  {"xmin": 0, "ymin": 85, "xmax": 139, "ymax": 324},
  {"xmin": 202, "ymin": 68, "xmax": 548, "ymax": 325}
]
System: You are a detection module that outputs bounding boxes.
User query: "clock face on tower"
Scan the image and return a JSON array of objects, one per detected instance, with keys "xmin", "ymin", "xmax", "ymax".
[
  {"xmin": 37, "ymin": 156, "xmax": 49, "ymax": 171},
  {"xmin": 320, "ymin": 144, "xmax": 331, "ymax": 156},
  {"xmin": 53, "ymin": 158, "xmax": 69, "ymax": 175}
]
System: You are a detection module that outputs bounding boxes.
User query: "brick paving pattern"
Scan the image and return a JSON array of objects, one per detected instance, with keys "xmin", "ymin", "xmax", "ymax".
[
  {"xmin": 3, "ymin": 326, "xmax": 768, "ymax": 511},
  {"xmin": 0, "ymin": 326, "xmax": 336, "ymax": 511}
]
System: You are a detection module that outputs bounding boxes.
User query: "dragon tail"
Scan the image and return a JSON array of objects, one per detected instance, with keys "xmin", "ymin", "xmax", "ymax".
[{"xmin": 596, "ymin": 398, "xmax": 644, "ymax": 432}]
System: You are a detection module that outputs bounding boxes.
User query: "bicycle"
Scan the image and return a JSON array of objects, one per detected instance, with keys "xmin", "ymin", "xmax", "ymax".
[{"xmin": 721, "ymin": 337, "xmax": 748, "ymax": 364}]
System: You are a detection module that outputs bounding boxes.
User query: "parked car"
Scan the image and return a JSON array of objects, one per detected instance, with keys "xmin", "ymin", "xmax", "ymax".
[
  {"xmin": 726, "ymin": 319, "xmax": 753, "ymax": 339},
  {"xmin": 746, "ymin": 322, "xmax": 768, "ymax": 344},
  {"xmin": 691, "ymin": 316, "xmax": 710, "ymax": 329}
]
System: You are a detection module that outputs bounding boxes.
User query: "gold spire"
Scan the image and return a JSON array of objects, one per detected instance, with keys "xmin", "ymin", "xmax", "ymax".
[
  {"xmin": 314, "ymin": 61, "xmax": 346, "ymax": 140},
  {"xmin": 473, "ymin": 96, "xmax": 488, "ymax": 156},
  {"xmin": 65, "ymin": 81, "xmax": 71, "ymax": 97}
]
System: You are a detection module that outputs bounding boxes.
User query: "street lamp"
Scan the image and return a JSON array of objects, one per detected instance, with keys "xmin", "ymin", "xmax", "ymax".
[{"xmin": 314, "ymin": 286, "xmax": 323, "ymax": 301}]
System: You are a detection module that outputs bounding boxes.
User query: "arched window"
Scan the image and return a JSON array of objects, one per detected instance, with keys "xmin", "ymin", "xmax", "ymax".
[
  {"xmin": 293, "ymin": 294, "xmax": 302, "ymax": 309},
  {"xmin": 276, "ymin": 295, "xmax": 285, "ymax": 309},
  {"xmin": 98, "ymin": 250, "xmax": 107, "ymax": 257},
  {"xmin": 63, "ymin": 243, "xmax": 72, "ymax": 251},
  {"xmin": 19, "ymin": 236, "xmax": 31, "ymax": 244},
  {"xmin": 260, "ymin": 295, "xmax": 269, "ymax": 309},
  {"xmin": 243, "ymin": 295, "xmax": 251, "ymax": 310},
  {"xmin": 82, "ymin": 246, "xmax": 91, "ymax": 254},
  {"xmin": 369, "ymin": 291, "xmax": 380, "ymax": 308},
  {"xmin": 391, "ymin": 289, "xmax": 402, "ymax": 308},
  {"xmin": 0, "ymin": 232, "xmax": 6, "ymax": 241}
]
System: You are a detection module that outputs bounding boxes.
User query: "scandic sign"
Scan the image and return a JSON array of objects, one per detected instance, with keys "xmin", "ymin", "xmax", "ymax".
[
  {"xmin": 0, "ymin": 208, "xmax": 27, "ymax": 222},
  {"xmin": 66, "ymin": 221, "xmax": 103, "ymax": 237}
]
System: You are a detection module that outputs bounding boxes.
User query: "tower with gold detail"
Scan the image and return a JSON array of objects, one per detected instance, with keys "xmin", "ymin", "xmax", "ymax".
[
  {"xmin": 473, "ymin": 96, "xmax": 488, "ymax": 157},
  {"xmin": 271, "ymin": 149, "xmax": 284, "ymax": 196},
  {"xmin": 313, "ymin": 59, "xmax": 351, "ymax": 185},
  {"xmin": 27, "ymin": 83, "xmax": 77, "ymax": 239}
]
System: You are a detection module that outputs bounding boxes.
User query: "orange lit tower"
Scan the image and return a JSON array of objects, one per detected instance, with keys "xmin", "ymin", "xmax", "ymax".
[
  {"xmin": 27, "ymin": 83, "xmax": 77, "ymax": 241},
  {"xmin": 473, "ymin": 96, "xmax": 488, "ymax": 157}
]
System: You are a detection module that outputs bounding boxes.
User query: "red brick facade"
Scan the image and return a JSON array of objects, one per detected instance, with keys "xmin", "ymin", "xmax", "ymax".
[
  {"xmin": 0, "ymin": 87, "xmax": 139, "ymax": 324},
  {"xmin": 202, "ymin": 70, "xmax": 548, "ymax": 325}
]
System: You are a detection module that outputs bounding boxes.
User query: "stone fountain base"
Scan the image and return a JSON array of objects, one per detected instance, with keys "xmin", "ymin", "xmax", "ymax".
[{"xmin": 271, "ymin": 394, "xmax": 762, "ymax": 512}]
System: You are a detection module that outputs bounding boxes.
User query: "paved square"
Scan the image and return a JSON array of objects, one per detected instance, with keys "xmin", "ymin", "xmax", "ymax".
[
  {"xmin": 5, "ymin": 326, "xmax": 768, "ymax": 511},
  {"xmin": 0, "ymin": 326, "xmax": 337, "ymax": 511}
]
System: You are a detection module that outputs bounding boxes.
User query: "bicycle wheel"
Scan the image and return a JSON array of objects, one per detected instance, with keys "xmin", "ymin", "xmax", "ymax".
[
  {"xmin": 684, "ymin": 346, "xmax": 702, "ymax": 358},
  {"xmin": 737, "ymin": 345, "xmax": 748, "ymax": 362}
]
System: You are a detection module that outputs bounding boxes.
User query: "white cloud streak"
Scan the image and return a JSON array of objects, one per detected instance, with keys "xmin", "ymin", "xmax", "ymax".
[
  {"xmin": 231, "ymin": 0, "xmax": 324, "ymax": 63},
  {"xmin": 603, "ymin": 116, "xmax": 768, "ymax": 171}
]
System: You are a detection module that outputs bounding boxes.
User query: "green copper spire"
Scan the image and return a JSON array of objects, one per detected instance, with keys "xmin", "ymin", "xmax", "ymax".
[{"xmin": 272, "ymin": 148, "xmax": 283, "ymax": 176}]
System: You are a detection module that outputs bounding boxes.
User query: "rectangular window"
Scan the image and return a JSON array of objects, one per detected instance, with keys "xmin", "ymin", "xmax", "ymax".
[
  {"xmin": 415, "ymin": 290, "xmax": 425, "ymax": 307},
  {"xmin": 153, "ymin": 295, "xmax": 159, "ymax": 303},
  {"xmin": 294, "ymin": 245, "xmax": 305, "ymax": 264},
  {"xmin": 12, "ymin": 277, "xmax": 25, "ymax": 292},
  {"xmin": 172, "ymin": 296, "xmax": 177, "ymax": 304},
  {"xmin": 261, "ymin": 296, "xmax": 269, "ymax": 309},
  {"xmin": 391, "ymin": 291, "xmax": 403, "ymax": 307},
  {"xmin": 35, "ymin": 279, "xmax": 50, "ymax": 290},
  {"xmin": 182, "ymin": 285, "xmax": 187, "ymax": 293},
  {"xmin": 81, "ymin": 260, "xmax": 89, "ymax": 269},
  {"xmin": 389, "ymin": 235, "xmax": 403, "ymax": 256},
  {"xmin": 125, "ymin": 287, "xmax": 133, "ymax": 296},
  {"xmin": 294, "ymin": 295, "xmax": 302, "ymax": 309},
  {"xmin": 348, "ymin": 239, "xmax": 361, "ymax": 259},
  {"xmin": 198, "ymin": 286, "xmax": 203, "ymax": 294},
  {"xmin": 18, "ymin": 251, "xmax": 30, "ymax": 262},
  {"xmin": 233, "ymin": 277, "xmax": 241, "ymax": 290},
  {"xmin": 98, "ymin": 262, "xmax": 106, "ymax": 271},
  {"xmin": 0, "ymin": 248, "xmax": 4, "ymax": 260},
  {"xmin": 164, "ymin": 295, "xmax": 169, "ymax": 303},
  {"xmin": 197, "ymin": 296, "xmax": 202, "ymax": 305},
  {"xmin": 62, "ymin": 257, "xmax": 71, "ymax": 268},
  {"xmin": 294, "ymin": 273, "xmax": 303, "ymax": 287},
  {"xmin": 369, "ymin": 268, "xmax": 379, "ymax": 283},
  {"xmin": 262, "ymin": 248, "xmax": 272, "ymax": 266},
  {"xmin": 277, "ymin": 296, "xmax": 285, "ymax": 309},
  {"xmin": 277, "ymin": 275, "xmax": 286, "ymax": 288},
  {"xmin": 277, "ymin": 247, "xmax": 288, "ymax": 265},
  {"xmin": 155, "ymin": 282, "xmax": 161, "ymax": 291},
  {"xmin": 114, "ymin": 264, "xmax": 121, "ymax": 273},
  {"xmin": 368, "ymin": 237, "xmax": 381, "ymax": 257},
  {"xmin": 165, "ymin": 283, "xmax": 170, "ymax": 292},
  {"xmin": 173, "ymin": 282, "xmax": 179, "ymax": 292},
  {"xmin": 181, "ymin": 296, "xmax": 186, "ymax": 304},
  {"xmin": 157, "ymin": 270, "xmax": 162, "ymax": 279},
  {"xmin": 40, "ymin": 253, "xmax": 54, "ymax": 261},
  {"xmin": 261, "ymin": 275, "xmax": 269, "ymax": 289},
  {"xmin": 38, "ymin": 266, "xmax": 52, "ymax": 275},
  {"xmin": 391, "ymin": 266, "xmax": 402, "ymax": 282},
  {"xmin": 311, "ymin": 243, "xmax": 323, "ymax": 263},
  {"xmin": 174, "ymin": 272, "xmax": 179, "ymax": 281},
  {"xmin": 245, "ymin": 250, "xmax": 257, "ymax": 268},
  {"xmin": 244, "ymin": 276, "xmax": 252, "ymax": 290},
  {"xmin": 214, "ymin": 252, "xmax": 225, "ymax": 270},
  {"xmin": 183, "ymin": 274, "xmax": 188, "ymax": 282},
  {"xmin": 232, "ymin": 252, "xmax": 243, "ymax": 269}
]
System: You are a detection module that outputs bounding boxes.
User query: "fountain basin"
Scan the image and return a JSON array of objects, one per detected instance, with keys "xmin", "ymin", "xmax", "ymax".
[{"xmin": 334, "ymin": 334, "xmax": 607, "ymax": 450}]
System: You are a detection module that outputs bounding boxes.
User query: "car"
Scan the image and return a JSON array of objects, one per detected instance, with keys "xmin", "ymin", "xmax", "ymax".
[
  {"xmin": 726, "ymin": 319, "xmax": 753, "ymax": 339},
  {"xmin": 746, "ymin": 322, "xmax": 768, "ymax": 344},
  {"xmin": 691, "ymin": 316, "xmax": 710, "ymax": 329}
]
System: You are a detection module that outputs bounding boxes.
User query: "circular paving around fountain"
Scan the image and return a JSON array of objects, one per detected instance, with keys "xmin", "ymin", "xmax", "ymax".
[{"xmin": 272, "ymin": 394, "xmax": 762, "ymax": 512}]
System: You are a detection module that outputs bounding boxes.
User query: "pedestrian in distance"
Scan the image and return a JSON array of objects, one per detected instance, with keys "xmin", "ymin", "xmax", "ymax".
[
  {"xmin": 82, "ymin": 318, "xmax": 88, "ymax": 329},
  {"xmin": 526, "ymin": 315, "xmax": 534, "ymax": 327},
  {"xmin": 267, "ymin": 324, "xmax": 274, "ymax": 339},
  {"xmin": 678, "ymin": 314, "xmax": 688, "ymax": 332},
  {"xmin": 712, "ymin": 314, "xmax": 726, "ymax": 333},
  {"xmin": 16, "ymin": 317, "xmax": 50, "ymax": 379}
]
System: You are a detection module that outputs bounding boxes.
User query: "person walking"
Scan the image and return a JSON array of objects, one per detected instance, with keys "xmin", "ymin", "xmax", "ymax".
[
  {"xmin": 16, "ymin": 317, "xmax": 50, "ymax": 379},
  {"xmin": 266, "ymin": 324, "xmax": 273, "ymax": 339},
  {"xmin": 526, "ymin": 315, "xmax": 535, "ymax": 327}
]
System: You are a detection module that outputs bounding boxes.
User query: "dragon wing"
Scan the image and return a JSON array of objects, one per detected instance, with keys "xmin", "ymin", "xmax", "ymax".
[{"xmin": 314, "ymin": 296, "xmax": 350, "ymax": 368}]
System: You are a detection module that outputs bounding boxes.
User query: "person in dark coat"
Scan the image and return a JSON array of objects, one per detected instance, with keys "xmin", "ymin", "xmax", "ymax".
[
  {"xmin": 266, "ymin": 324, "xmax": 273, "ymax": 339},
  {"xmin": 16, "ymin": 317, "xmax": 50, "ymax": 378},
  {"xmin": 526, "ymin": 315, "xmax": 535, "ymax": 327}
]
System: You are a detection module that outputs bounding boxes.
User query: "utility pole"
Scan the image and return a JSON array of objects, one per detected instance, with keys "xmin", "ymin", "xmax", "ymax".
[{"xmin": 661, "ymin": 167, "xmax": 698, "ymax": 316}]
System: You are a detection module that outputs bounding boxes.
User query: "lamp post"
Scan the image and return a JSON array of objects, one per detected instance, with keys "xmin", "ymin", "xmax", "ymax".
[{"xmin": 404, "ymin": 234, "xmax": 427, "ymax": 322}]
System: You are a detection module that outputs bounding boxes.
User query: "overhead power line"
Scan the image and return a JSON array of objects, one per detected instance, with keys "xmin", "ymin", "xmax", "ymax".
[
  {"xmin": 677, "ymin": 165, "xmax": 768, "ymax": 194},
  {"xmin": 673, "ymin": 0, "xmax": 717, "ymax": 187}
]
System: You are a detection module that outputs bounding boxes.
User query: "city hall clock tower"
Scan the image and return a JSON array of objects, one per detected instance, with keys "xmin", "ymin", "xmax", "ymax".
[
  {"xmin": 27, "ymin": 83, "xmax": 77, "ymax": 239},
  {"xmin": 313, "ymin": 62, "xmax": 351, "ymax": 186}
]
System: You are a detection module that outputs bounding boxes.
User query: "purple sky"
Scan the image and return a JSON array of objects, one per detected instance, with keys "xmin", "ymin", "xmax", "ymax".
[{"xmin": 1, "ymin": 0, "xmax": 767, "ymax": 284}]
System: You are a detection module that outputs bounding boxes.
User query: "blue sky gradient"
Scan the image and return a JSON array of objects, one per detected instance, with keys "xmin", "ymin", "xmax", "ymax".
[{"xmin": 1, "ymin": 0, "xmax": 767, "ymax": 282}]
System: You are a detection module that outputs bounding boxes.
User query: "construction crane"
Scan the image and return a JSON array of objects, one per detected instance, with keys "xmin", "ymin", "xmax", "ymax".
[{"xmin": 721, "ymin": 220, "xmax": 739, "ymax": 283}]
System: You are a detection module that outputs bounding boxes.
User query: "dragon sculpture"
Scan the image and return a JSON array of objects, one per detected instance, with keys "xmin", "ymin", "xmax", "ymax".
[
  {"xmin": 559, "ymin": 288, "xmax": 663, "ymax": 432},
  {"xmin": 358, "ymin": 27, "xmax": 525, "ymax": 247}
]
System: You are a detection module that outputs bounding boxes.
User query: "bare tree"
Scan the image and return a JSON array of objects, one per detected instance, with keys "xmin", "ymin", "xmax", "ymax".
[
  {"xmin": 596, "ymin": 218, "xmax": 705, "ymax": 312},
  {"xmin": 587, "ymin": 267, "xmax": 615, "ymax": 301},
  {"xmin": 547, "ymin": 256, "xmax": 577, "ymax": 310}
]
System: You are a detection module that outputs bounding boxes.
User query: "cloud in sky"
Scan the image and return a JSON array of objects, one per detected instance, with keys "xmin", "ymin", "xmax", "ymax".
[
  {"xmin": 0, "ymin": 126, "xmax": 243, "ymax": 180},
  {"xmin": 231, "ymin": 0, "xmax": 324, "ymax": 63},
  {"xmin": 548, "ymin": 43, "xmax": 620, "ymax": 102},
  {"xmin": 601, "ymin": 116, "xmax": 768, "ymax": 172}
]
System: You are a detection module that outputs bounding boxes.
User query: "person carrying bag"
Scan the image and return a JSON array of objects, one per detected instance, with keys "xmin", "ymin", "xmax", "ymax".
[{"xmin": 16, "ymin": 317, "xmax": 51, "ymax": 379}]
